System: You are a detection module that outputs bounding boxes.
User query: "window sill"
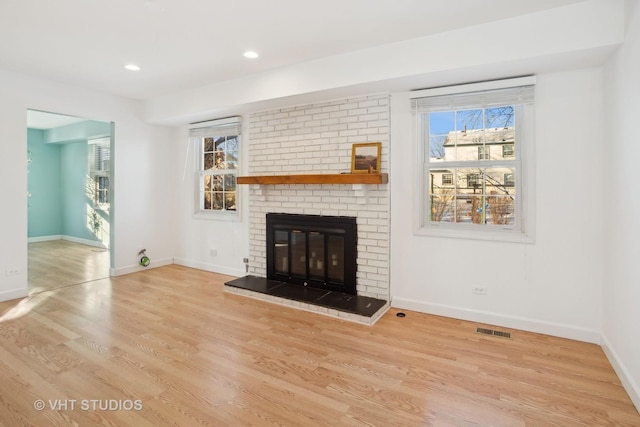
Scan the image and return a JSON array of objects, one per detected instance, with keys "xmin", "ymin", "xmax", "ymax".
[
  {"xmin": 193, "ymin": 210, "xmax": 240, "ymax": 222},
  {"xmin": 415, "ymin": 225, "xmax": 534, "ymax": 244}
]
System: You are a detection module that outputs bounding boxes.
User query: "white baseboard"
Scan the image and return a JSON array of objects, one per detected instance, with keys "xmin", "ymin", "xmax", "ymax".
[
  {"xmin": 28, "ymin": 235, "xmax": 62, "ymax": 243},
  {"xmin": 0, "ymin": 287, "xmax": 29, "ymax": 303},
  {"xmin": 391, "ymin": 297, "xmax": 601, "ymax": 344},
  {"xmin": 601, "ymin": 334, "xmax": 640, "ymax": 413},
  {"xmin": 173, "ymin": 257, "xmax": 244, "ymax": 278},
  {"xmin": 27, "ymin": 235, "xmax": 107, "ymax": 249},
  {"xmin": 110, "ymin": 257, "xmax": 174, "ymax": 277},
  {"xmin": 61, "ymin": 235, "xmax": 107, "ymax": 248}
]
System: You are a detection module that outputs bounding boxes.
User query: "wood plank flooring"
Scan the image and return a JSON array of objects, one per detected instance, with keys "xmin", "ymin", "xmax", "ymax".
[
  {"xmin": 1, "ymin": 264, "xmax": 638, "ymax": 426},
  {"xmin": 28, "ymin": 240, "xmax": 110, "ymax": 293}
]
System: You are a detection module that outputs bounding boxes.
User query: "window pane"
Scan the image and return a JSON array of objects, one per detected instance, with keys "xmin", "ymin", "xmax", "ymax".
[
  {"xmin": 226, "ymin": 149, "xmax": 239, "ymax": 169},
  {"xmin": 224, "ymin": 175, "xmax": 236, "ymax": 191},
  {"xmin": 486, "ymin": 195, "xmax": 515, "ymax": 225},
  {"xmin": 457, "ymin": 168, "xmax": 483, "ymax": 193},
  {"xmin": 203, "ymin": 192, "xmax": 213, "ymax": 210},
  {"xmin": 430, "ymin": 194, "xmax": 455, "ymax": 223},
  {"xmin": 214, "ymin": 151, "xmax": 225, "ymax": 169},
  {"xmin": 212, "ymin": 193, "xmax": 224, "ymax": 210},
  {"xmin": 224, "ymin": 192, "xmax": 236, "ymax": 211},
  {"xmin": 204, "ymin": 137, "xmax": 214, "ymax": 152},
  {"xmin": 485, "ymin": 106, "xmax": 514, "ymax": 129},
  {"xmin": 456, "ymin": 109, "xmax": 484, "ymax": 131},
  {"xmin": 204, "ymin": 152, "xmax": 214, "ymax": 170},
  {"xmin": 478, "ymin": 146, "xmax": 489, "ymax": 160},
  {"xmin": 430, "ymin": 135, "xmax": 449, "ymax": 160},
  {"xmin": 211, "ymin": 175, "xmax": 223, "ymax": 191},
  {"xmin": 203, "ymin": 175, "xmax": 212, "ymax": 191},
  {"xmin": 429, "ymin": 111, "xmax": 454, "ymax": 161},
  {"xmin": 216, "ymin": 137, "xmax": 226, "ymax": 152},
  {"xmin": 456, "ymin": 168, "xmax": 485, "ymax": 224},
  {"xmin": 485, "ymin": 167, "xmax": 516, "ymax": 195},
  {"xmin": 502, "ymin": 144, "xmax": 515, "ymax": 158},
  {"xmin": 429, "ymin": 111, "xmax": 455, "ymax": 133}
]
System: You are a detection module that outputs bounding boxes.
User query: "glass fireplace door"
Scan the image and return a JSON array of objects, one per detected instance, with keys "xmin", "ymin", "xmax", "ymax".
[{"xmin": 266, "ymin": 213, "xmax": 357, "ymax": 295}]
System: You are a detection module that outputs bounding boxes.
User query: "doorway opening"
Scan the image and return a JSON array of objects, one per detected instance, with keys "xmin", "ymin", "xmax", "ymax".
[{"xmin": 26, "ymin": 110, "xmax": 114, "ymax": 293}]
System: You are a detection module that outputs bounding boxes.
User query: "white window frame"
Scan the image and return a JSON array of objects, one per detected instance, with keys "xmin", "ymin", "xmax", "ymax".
[
  {"xmin": 88, "ymin": 137, "xmax": 110, "ymax": 212},
  {"xmin": 189, "ymin": 117, "xmax": 241, "ymax": 221},
  {"xmin": 411, "ymin": 77, "xmax": 536, "ymax": 243}
]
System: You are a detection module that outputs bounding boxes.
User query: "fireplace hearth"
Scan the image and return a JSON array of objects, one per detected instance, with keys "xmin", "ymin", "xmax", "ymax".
[{"xmin": 224, "ymin": 212, "xmax": 388, "ymax": 322}]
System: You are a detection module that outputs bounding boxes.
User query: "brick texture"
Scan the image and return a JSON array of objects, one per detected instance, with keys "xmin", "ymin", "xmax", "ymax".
[{"xmin": 247, "ymin": 94, "xmax": 390, "ymax": 300}]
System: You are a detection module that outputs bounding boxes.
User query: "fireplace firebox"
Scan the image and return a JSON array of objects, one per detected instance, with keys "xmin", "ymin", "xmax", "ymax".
[{"xmin": 266, "ymin": 213, "xmax": 357, "ymax": 295}]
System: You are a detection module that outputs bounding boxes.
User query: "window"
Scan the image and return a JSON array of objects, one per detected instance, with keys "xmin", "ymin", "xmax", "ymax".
[
  {"xmin": 412, "ymin": 77, "xmax": 535, "ymax": 242},
  {"xmin": 502, "ymin": 144, "xmax": 514, "ymax": 157},
  {"xmin": 88, "ymin": 137, "xmax": 110, "ymax": 211},
  {"xmin": 189, "ymin": 117, "xmax": 241, "ymax": 217},
  {"xmin": 504, "ymin": 173, "xmax": 515, "ymax": 187},
  {"xmin": 467, "ymin": 173, "xmax": 480, "ymax": 188}
]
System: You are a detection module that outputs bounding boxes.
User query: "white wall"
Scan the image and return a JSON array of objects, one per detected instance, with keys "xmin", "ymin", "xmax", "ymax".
[
  {"xmin": 602, "ymin": 0, "xmax": 640, "ymax": 411},
  {"xmin": 390, "ymin": 68, "xmax": 605, "ymax": 343},
  {"xmin": 172, "ymin": 124, "xmax": 250, "ymax": 277},
  {"xmin": 0, "ymin": 69, "xmax": 177, "ymax": 301}
]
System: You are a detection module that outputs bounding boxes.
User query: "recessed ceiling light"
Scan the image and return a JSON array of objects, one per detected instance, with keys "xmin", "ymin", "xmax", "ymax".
[
  {"xmin": 243, "ymin": 51, "xmax": 259, "ymax": 59},
  {"xmin": 124, "ymin": 64, "xmax": 141, "ymax": 71}
]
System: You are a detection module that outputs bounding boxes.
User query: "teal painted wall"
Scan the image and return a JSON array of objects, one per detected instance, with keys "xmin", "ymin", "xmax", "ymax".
[
  {"xmin": 45, "ymin": 120, "xmax": 111, "ymax": 144},
  {"xmin": 27, "ymin": 129, "xmax": 63, "ymax": 237},
  {"xmin": 60, "ymin": 141, "xmax": 100, "ymax": 242},
  {"xmin": 27, "ymin": 121, "xmax": 110, "ymax": 246}
]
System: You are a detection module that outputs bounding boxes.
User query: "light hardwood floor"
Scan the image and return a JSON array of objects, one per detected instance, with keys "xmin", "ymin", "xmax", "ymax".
[
  {"xmin": 1, "ymin": 265, "xmax": 638, "ymax": 426},
  {"xmin": 28, "ymin": 240, "xmax": 110, "ymax": 293}
]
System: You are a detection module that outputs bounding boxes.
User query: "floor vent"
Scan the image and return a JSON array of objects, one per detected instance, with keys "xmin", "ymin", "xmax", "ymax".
[{"xmin": 476, "ymin": 327, "xmax": 511, "ymax": 339}]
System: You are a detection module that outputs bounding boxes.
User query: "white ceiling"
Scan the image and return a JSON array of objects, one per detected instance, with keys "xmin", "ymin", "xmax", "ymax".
[{"xmin": 1, "ymin": 0, "xmax": 586, "ymax": 102}]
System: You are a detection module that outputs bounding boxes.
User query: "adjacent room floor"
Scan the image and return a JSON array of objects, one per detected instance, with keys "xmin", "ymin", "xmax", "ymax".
[
  {"xmin": 28, "ymin": 239, "xmax": 110, "ymax": 294},
  {"xmin": 0, "ymin": 264, "xmax": 638, "ymax": 425}
]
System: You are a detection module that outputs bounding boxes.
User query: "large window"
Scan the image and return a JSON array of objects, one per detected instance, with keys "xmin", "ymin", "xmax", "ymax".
[
  {"xmin": 189, "ymin": 117, "xmax": 241, "ymax": 217},
  {"xmin": 412, "ymin": 77, "xmax": 535, "ymax": 241}
]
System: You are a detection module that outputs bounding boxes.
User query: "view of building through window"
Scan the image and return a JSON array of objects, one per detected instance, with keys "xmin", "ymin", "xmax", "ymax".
[
  {"xmin": 89, "ymin": 139, "xmax": 110, "ymax": 211},
  {"xmin": 427, "ymin": 106, "xmax": 516, "ymax": 226}
]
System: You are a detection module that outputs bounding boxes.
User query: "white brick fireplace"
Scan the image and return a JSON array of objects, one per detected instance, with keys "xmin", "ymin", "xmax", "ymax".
[{"xmin": 245, "ymin": 94, "xmax": 391, "ymax": 303}]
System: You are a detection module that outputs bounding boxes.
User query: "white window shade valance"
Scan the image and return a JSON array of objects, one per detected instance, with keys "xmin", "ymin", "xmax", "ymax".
[
  {"xmin": 411, "ymin": 77, "xmax": 535, "ymax": 112},
  {"xmin": 189, "ymin": 116, "xmax": 241, "ymax": 138}
]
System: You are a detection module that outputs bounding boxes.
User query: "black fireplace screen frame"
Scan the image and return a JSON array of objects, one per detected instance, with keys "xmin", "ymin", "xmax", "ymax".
[{"xmin": 266, "ymin": 213, "xmax": 357, "ymax": 295}]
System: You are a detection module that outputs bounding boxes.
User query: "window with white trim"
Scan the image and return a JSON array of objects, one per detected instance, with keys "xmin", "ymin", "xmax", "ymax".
[
  {"xmin": 189, "ymin": 117, "xmax": 241, "ymax": 217},
  {"xmin": 412, "ymin": 77, "xmax": 535, "ymax": 241},
  {"xmin": 88, "ymin": 137, "xmax": 110, "ymax": 211}
]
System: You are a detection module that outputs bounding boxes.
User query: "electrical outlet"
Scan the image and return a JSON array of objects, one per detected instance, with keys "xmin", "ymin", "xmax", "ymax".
[
  {"xmin": 243, "ymin": 258, "xmax": 249, "ymax": 264},
  {"xmin": 5, "ymin": 269, "xmax": 19, "ymax": 277},
  {"xmin": 472, "ymin": 286, "xmax": 487, "ymax": 295}
]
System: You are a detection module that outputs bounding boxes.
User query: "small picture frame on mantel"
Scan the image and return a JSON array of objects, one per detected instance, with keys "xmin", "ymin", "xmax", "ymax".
[{"xmin": 351, "ymin": 142, "xmax": 381, "ymax": 174}]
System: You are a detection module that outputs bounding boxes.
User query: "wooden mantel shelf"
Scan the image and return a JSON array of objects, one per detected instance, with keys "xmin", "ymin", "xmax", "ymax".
[{"xmin": 237, "ymin": 173, "xmax": 388, "ymax": 185}]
